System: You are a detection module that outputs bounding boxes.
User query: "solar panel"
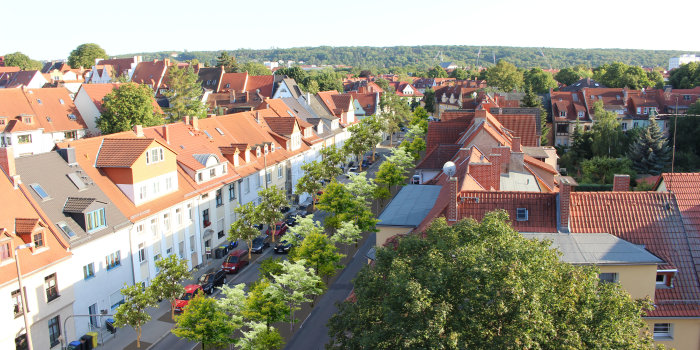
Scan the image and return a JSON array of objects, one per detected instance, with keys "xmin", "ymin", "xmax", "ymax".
[{"xmin": 30, "ymin": 184, "xmax": 50, "ymax": 199}]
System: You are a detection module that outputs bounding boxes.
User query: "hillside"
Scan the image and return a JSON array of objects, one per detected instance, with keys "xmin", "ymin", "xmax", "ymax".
[{"xmin": 117, "ymin": 45, "xmax": 692, "ymax": 70}]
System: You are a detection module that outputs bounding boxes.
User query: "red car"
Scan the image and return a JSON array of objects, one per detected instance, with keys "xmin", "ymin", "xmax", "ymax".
[
  {"xmin": 174, "ymin": 284, "xmax": 203, "ymax": 314},
  {"xmin": 221, "ymin": 250, "xmax": 249, "ymax": 274},
  {"xmin": 266, "ymin": 221, "xmax": 288, "ymax": 237}
]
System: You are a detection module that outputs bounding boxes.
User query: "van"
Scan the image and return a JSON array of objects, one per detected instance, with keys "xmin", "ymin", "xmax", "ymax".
[{"xmin": 221, "ymin": 249, "xmax": 249, "ymax": 274}]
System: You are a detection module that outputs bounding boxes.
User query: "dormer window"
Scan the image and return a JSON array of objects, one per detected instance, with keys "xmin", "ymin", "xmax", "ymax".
[
  {"xmin": 577, "ymin": 111, "xmax": 584, "ymax": 118},
  {"xmin": 146, "ymin": 147, "xmax": 164, "ymax": 164},
  {"xmin": 17, "ymin": 134, "xmax": 32, "ymax": 144},
  {"xmin": 264, "ymin": 144, "xmax": 269, "ymax": 154},
  {"xmin": 33, "ymin": 231, "xmax": 44, "ymax": 248},
  {"xmin": 86, "ymin": 208, "xmax": 106, "ymax": 232},
  {"xmin": 0, "ymin": 117, "xmax": 6, "ymax": 125},
  {"xmin": 271, "ymin": 144, "xmax": 275, "ymax": 152},
  {"xmin": 23, "ymin": 116, "xmax": 33, "ymax": 124},
  {"xmin": 59, "ymin": 99, "xmax": 64, "ymax": 104},
  {"xmin": 256, "ymin": 147, "xmax": 261, "ymax": 157},
  {"xmin": 225, "ymin": 83, "xmax": 230, "ymax": 88}
]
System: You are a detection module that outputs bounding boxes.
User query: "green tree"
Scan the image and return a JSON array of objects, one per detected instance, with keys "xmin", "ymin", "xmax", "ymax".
[
  {"xmin": 295, "ymin": 161, "xmax": 325, "ymax": 210},
  {"xmin": 97, "ymin": 83, "xmax": 162, "ymax": 134},
  {"xmin": 241, "ymin": 62, "xmax": 272, "ymax": 75},
  {"xmin": 593, "ymin": 62, "xmax": 653, "ymax": 89},
  {"xmin": 343, "ymin": 119, "xmax": 381, "ymax": 171},
  {"xmin": 386, "ymin": 147, "xmax": 415, "ymax": 173},
  {"xmin": 172, "ymin": 293, "xmax": 238, "ymax": 350},
  {"xmin": 319, "ymin": 145, "xmax": 345, "ymax": 178},
  {"xmin": 554, "ymin": 67, "xmax": 582, "ymax": 86},
  {"xmin": 150, "ymin": 255, "xmax": 192, "ymax": 320},
  {"xmin": 523, "ymin": 67, "xmax": 558, "ymax": 94},
  {"xmin": 237, "ymin": 322, "xmax": 285, "ymax": 350},
  {"xmin": 3, "ymin": 52, "xmax": 41, "ymax": 70},
  {"xmin": 667, "ymin": 62, "xmax": 700, "ymax": 89},
  {"xmin": 627, "ymin": 117, "xmax": 671, "ymax": 175},
  {"xmin": 163, "ymin": 65, "xmax": 206, "ymax": 121},
  {"xmin": 283, "ymin": 214, "xmax": 324, "ymax": 248},
  {"xmin": 407, "ymin": 136, "xmax": 426, "ymax": 160},
  {"xmin": 327, "ymin": 211, "xmax": 657, "ymax": 349},
  {"xmin": 244, "ymin": 279, "xmax": 289, "ymax": 332},
  {"xmin": 485, "ymin": 60, "xmax": 524, "ymax": 92},
  {"xmin": 375, "ymin": 161, "xmax": 407, "ymax": 194},
  {"xmin": 309, "ymin": 69, "xmax": 343, "ymax": 92},
  {"xmin": 427, "ymin": 65, "xmax": 448, "ymax": 78},
  {"xmin": 276, "ymin": 66, "xmax": 308, "ymax": 87},
  {"xmin": 521, "ymin": 85, "xmax": 551, "ymax": 145},
  {"xmin": 581, "ymin": 156, "xmax": 636, "ymax": 184},
  {"xmin": 374, "ymin": 78, "xmax": 390, "ymax": 91},
  {"xmin": 255, "ymin": 185, "xmax": 289, "ymax": 243},
  {"xmin": 331, "ymin": 221, "xmax": 362, "ymax": 255},
  {"xmin": 67, "ymin": 43, "xmax": 107, "ymax": 69},
  {"xmin": 450, "ymin": 68, "xmax": 469, "ymax": 80},
  {"xmin": 229, "ymin": 202, "xmax": 262, "ymax": 259},
  {"xmin": 268, "ymin": 259, "xmax": 323, "ymax": 332},
  {"xmin": 345, "ymin": 172, "xmax": 378, "ymax": 206},
  {"xmin": 591, "ymin": 100, "xmax": 624, "ymax": 157},
  {"xmin": 217, "ymin": 284, "xmax": 247, "ymax": 324},
  {"xmin": 258, "ymin": 258, "xmax": 285, "ymax": 282},
  {"xmin": 216, "ymin": 51, "xmax": 239, "ymax": 73},
  {"xmin": 379, "ymin": 92, "xmax": 411, "ymax": 144},
  {"xmin": 113, "ymin": 284, "xmax": 157, "ymax": 348}
]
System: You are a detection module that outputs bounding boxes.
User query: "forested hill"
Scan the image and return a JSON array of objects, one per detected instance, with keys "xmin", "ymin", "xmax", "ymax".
[{"xmin": 118, "ymin": 46, "xmax": 691, "ymax": 70}]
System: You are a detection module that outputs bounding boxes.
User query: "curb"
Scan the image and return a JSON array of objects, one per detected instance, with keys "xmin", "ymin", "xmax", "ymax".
[{"xmin": 145, "ymin": 327, "xmax": 172, "ymax": 350}]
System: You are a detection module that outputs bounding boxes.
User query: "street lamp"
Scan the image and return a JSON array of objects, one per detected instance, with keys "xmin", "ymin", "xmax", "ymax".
[{"xmin": 15, "ymin": 242, "xmax": 34, "ymax": 350}]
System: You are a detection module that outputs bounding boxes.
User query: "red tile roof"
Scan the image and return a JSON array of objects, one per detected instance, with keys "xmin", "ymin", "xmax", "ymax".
[
  {"xmin": 659, "ymin": 172, "xmax": 700, "ymax": 245},
  {"xmin": 494, "ymin": 114, "xmax": 539, "ymax": 147},
  {"xmin": 246, "ymin": 75, "xmax": 274, "ymax": 98},
  {"xmin": 95, "ymin": 138, "xmax": 158, "ymax": 168},
  {"xmin": 416, "ymin": 144, "xmax": 461, "ymax": 169},
  {"xmin": 458, "ymin": 191, "xmax": 558, "ymax": 232},
  {"xmin": 220, "ymin": 72, "xmax": 248, "ymax": 92},
  {"xmin": 425, "ymin": 120, "xmax": 468, "ymax": 152},
  {"xmin": 0, "ymin": 88, "xmax": 88, "ymax": 133}
]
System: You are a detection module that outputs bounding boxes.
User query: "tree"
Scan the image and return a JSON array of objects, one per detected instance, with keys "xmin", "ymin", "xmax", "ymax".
[
  {"xmin": 217, "ymin": 284, "xmax": 247, "ymax": 324},
  {"xmin": 427, "ymin": 65, "xmax": 448, "ymax": 78},
  {"xmin": 343, "ymin": 119, "xmax": 381, "ymax": 171},
  {"xmin": 375, "ymin": 161, "xmax": 407, "ymax": 194},
  {"xmin": 668, "ymin": 62, "xmax": 700, "ymax": 89},
  {"xmin": 386, "ymin": 147, "xmax": 415, "ymax": 173},
  {"xmin": 216, "ymin": 51, "xmax": 239, "ymax": 73},
  {"xmin": 229, "ymin": 202, "xmax": 262, "ymax": 259},
  {"xmin": 97, "ymin": 83, "xmax": 162, "ymax": 134},
  {"xmin": 523, "ymin": 68, "xmax": 558, "ymax": 94},
  {"xmin": 407, "ymin": 136, "xmax": 426, "ymax": 160},
  {"xmin": 237, "ymin": 322, "xmax": 285, "ymax": 350},
  {"xmin": 358, "ymin": 69, "xmax": 373, "ymax": 78},
  {"xmin": 591, "ymin": 100, "xmax": 624, "ymax": 157},
  {"xmin": 450, "ymin": 68, "xmax": 469, "ymax": 80},
  {"xmin": 113, "ymin": 284, "xmax": 157, "ymax": 348},
  {"xmin": 241, "ymin": 62, "xmax": 272, "ymax": 76},
  {"xmin": 163, "ymin": 65, "xmax": 206, "ymax": 121},
  {"xmin": 276, "ymin": 66, "xmax": 308, "ymax": 86},
  {"xmin": 345, "ymin": 172, "xmax": 378, "ymax": 206},
  {"xmin": 327, "ymin": 211, "xmax": 658, "ymax": 349},
  {"xmin": 295, "ymin": 161, "xmax": 325, "ymax": 210},
  {"xmin": 3, "ymin": 52, "xmax": 41, "ymax": 70},
  {"xmin": 309, "ymin": 69, "xmax": 343, "ymax": 92},
  {"xmin": 67, "ymin": 43, "xmax": 107, "ymax": 69},
  {"xmin": 331, "ymin": 221, "xmax": 362, "ymax": 255},
  {"xmin": 485, "ymin": 60, "xmax": 523, "ymax": 92},
  {"xmin": 521, "ymin": 85, "xmax": 551, "ymax": 145},
  {"xmin": 283, "ymin": 214, "xmax": 324, "ymax": 248},
  {"xmin": 554, "ymin": 67, "xmax": 582, "ymax": 86},
  {"xmin": 258, "ymin": 258, "xmax": 285, "ymax": 282},
  {"xmin": 627, "ymin": 117, "xmax": 671, "ymax": 175},
  {"xmin": 150, "ymin": 255, "xmax": 192, "ymax": 320},
  {"xmin": 268, "ymin": 259, "xmax": 323, "ymax": 332},
  {"xmin": 319, "ymin": 145, "xmax": 345, "ymax": 178},
  {"xmin": 255, "ymin": 186, "xmax": 288, "ymax": 243},
  {"xmin": 172, "ymin": 293, "xmax": 238, "ymax": 350},
  {"xmin": 581, "ymin": 156, "xmax": 636, "ymax": 184},
  {"xmin": 380, "ymin": 92, "xmax": 412, "ymax": 144},
  {"xmin": 244, "ymin": 279, "xmax": 289, "ymax": 331},
  {"xmin": 374, "ymin": 78, "xmax": 390, "ymax": 91},
  {"xmin": 593, "ymin": 62, "xmax": 653, "ymax": 89}
]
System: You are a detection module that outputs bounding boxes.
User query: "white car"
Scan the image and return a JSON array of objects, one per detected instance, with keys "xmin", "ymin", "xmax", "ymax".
[{"xmin": 346, "ymin": 167, "xmax": 359, "ymax": 178}]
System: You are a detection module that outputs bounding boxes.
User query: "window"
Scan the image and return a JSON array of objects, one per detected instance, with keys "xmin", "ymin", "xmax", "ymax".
[
  {"xmin": 146, "ymin": 147, "xmax": 164, "ymax": 164},
  {"xmin": 165, "ymin": 176, "xmax": 173, "ymax": 191},
  {"xmin": 138, "ymin": 243, "xmax": 146, "ymax": 263},
  {"xmin": 216, "ymin": 189, "xmax": 223, "ymax": 206},
  {"xmin": 150, "ymin": 218, "xmax": 158, "ymax": 236},
  {"xmin": 210, "ymin": 168, "xmax": 216, "ymax": 177},
  {"xmin": 198, "ymin": 172, "xmax": 203, "ymax": 182},
  {"xmin": 218, "ymin": 230, "xmax": 225, "ymax": 239},
  {"xmin": 30, "ymin": 184, "xmax": 50, "ymax": 199},
  {"xmin": 83, "ymin": 263, "xmax": 95, "ymax": 279},
  {"xmin": 139, "ymin": 185, "xmax": 147, "ymax": 200},
  {"xmin": 244, "ymin": 177, "xmax": 250, "ymax": 194},
  {"xmin": 17, "ymin": 134, "xmax": 32, "ymax": 144},
  {"xmin": 163, "ymin": 213, "xmax": 170, "ymax": 232},
  {"xmin": 136, "ymin": 224, "xmax": 144, "ymax": 233},
  {"xmin": 176, "ymin": 208, "xmax": 183, "ymax": 226},
  {"xmin": 266, "ymin": 169, "xmax": 272, "ymax": 184},
  {"xmin": 187, "ymin": 203, "xmax": 193, "ymax": 220},
  {"xmin": 12, "ymin": 289, "xmax": 26, "ymax": 318},
  {"xmin": 598, "ymin": 272, "xmax": 618, "ymax": 283},
  {"xmin": 189, "ymin": 235, "xmax": 195, "ymax": 252},
  {"xmin": 577, "ymin": 111, "xmax": 584, "ymax": 118},
  {"xmin": 64, "ymin": 130, "xmax": 77, "ymax": 140},
  {"xmin": 48, "ymin": 315, "xmax": 61, "ymax": 347},
  {"xmin": 1, "ymin": 242, "xmax": 10, "ymax": 261},
  {"xmin": 59, "ymin": 98, "xmax": 64, "ymax": 104},
  {"xmin": 16, "ymin": 333, "xmax": 28, "ymax": 350},
  {"xmin": 516, "ymin": 208, "xmax": 528, "ymax": 221},
  {"xmin": 31, "ymin": 231, "xmax": 43, "ymax": 248},
  {"xmin": 45, "ymin": 273, "xmax": 59, "ymax": 302},
  {"xmin": 229, "ymin": 183, "xmax": 236, "ymax": 201},
  {"xmin": 86, "ymin": 208, "xmax": 106, "ymax": 232},
  {"xmin": 110, "ymin": 290, "xmax": 124, "ymax": 309},
  {"xmin": 202, "ymin": 209, "xmax": 210, "ymax": 226},
  {"xmin": 621, "ymin": 123, "xmax": 627, "ymax": 131},
  {"xmin": 278, "ymin": 165, "xmax": 283, "ymax": 178},
  {"xmin": 683, "ymin": 95, "xmax": 691, "ymax": 101},
  {"xmin": 106, "ymin": 251, "xmax": 121, "ymax": 270},
  {"xmin": 556, "ymin": 124, "xmax": 569, "ymax": 134},
  {"xmin": 653, "ymin": 323, "xmax": 672, "ymax": 339},
  {"xmin": 57, "ymin": 222, "xmax": 76, "ymax": 238},
  {"xmin": 656, "ymin": 274, "xmax": 669, "ymax": 286},
  {"xmin": 153, "ymin": 181, "xmax": 160, "ymax": 195}
]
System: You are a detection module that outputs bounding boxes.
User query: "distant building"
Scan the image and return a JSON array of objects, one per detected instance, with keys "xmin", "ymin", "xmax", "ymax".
[{"xmin": 669, "ymin": 54, "xmax": 700, "ymax": 70}]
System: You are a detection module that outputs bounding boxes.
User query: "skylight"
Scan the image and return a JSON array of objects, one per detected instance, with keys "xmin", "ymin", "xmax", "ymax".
[
  {"xmin": 203, "ymin": 130, "xmax": 213, "ymax": 139},
  {"xmin": 68, "ymin": 114, "xmax": 76, "ymax": 120},
  {"xmin": 57, "ymin": 222, "xmax": 76, "ymax": 238},
  {"xmin": 30, "ymin": 184, "xmax": 50, "ymax": 199},
  {"xmin": 215, "ymin": 127, "xmax": 224, "ymax": 135}
]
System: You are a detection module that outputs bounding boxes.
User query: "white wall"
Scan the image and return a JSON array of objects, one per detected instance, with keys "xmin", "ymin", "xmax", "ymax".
[{"xmin": 73, "ymin": 88, "xmax": 101, "ymax": 133}]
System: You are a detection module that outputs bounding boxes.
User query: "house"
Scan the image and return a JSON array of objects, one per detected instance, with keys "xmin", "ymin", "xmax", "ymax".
[
  {"xmin": 550, "ymin": 89, "xmax": 591, "ymax": 146},
  {"xmin": 559, "ymin": 77, "xmax": 605, "ymax": 92},
  {"xmin": 15, "ymin": 149, "xmax": 134, "ymax": 340},
  {"xmin": 218, "ymin": 72, "xmax": 274, "ymax": 98},
  {"xmin": 197, "ymin": 66, "xmax": 224, "ymax": 93},
  {"xmin": 316, "ymin": 91, "xmax": 356, "ymax": 126},
  {"xmin": 0, "ymin": 70, "xmax": 48, "ymax": 89},
  {"xmin": 131, "ymin": 59, "xmax": 170, "ymax": 94},
  {"xmin": 0, "ymin": 88, "xmax": 88, "ymax": 156},
  {"xmin": 439, "ymin": 61, "xmax": 459, "ymax": 70},
  {"xmin": 271, "ymin": 76, "xmax": 303, "ymax": 100},
  {"xmin": 0, "ymin": 148, "xmax": 75, "ymax": 350},
  {"xmin": 375, "ymin": 185, "xmax": 443, "ymax": 248},
  {"xmin": 207, "ymin": 90, "xmax": 265, "ymax": 114},
  {"xmin": 348, "ymin": 92, "xmax": 380, "ymax": 117},
  {"xmin": 91, "ymin": 56, "xmax": 141, "ymax": 83},
  {"xmin": 388, "ymin": 82, "xmax": 423, "ymax": 104},
  {"xmin": 281, "ymin": 97, "xmax": 345, "ymax": 149}
]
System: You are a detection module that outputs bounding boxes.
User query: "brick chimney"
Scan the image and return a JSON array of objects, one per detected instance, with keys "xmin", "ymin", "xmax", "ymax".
[
  {"xmin": 511, "ymin": 137, "xmax": 522, "ymax": 153},
  {"xmin": 613, "ymin": 174, "xmax": 630, "ymax": 192},
  {"xmin": 0, "ymin": 147, "xmax": 16, "ymax": 177},
  {"xmin": 183, "ymin": 115, "xmax": 190, "ymax": 125},
  {"xmin": 192, "ymin": 116, "xmax": 199, "ymax": 131},
  {"xmin": 255, "ymin": 111, "xmax": 261, "ymax": 124},
  {"xmin": 558, "ymin": 176, "xmax": 578, "ymax": 233},
  {"xmin": 448, "ymin": 176, "xmax": 458, "ymax": 222},
  {"xmin": 133, "ymin": 125, "xmax": 144, "ymax": 137},
  {"xmin": 163, "ymin": 124, "xmax": 170, "ymax": 144},
  {"xmin": 468, "ymin": 162, "xmax": 492, "ymax": 190},
  {"xmin": 489, "ymin": 153, "xmax": 502, "ymax": 191}
]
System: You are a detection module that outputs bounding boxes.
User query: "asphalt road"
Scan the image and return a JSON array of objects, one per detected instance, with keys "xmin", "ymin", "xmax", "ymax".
[{"xmin": 284, "ymin": 233, "xmax": 375, "ymax": 350}]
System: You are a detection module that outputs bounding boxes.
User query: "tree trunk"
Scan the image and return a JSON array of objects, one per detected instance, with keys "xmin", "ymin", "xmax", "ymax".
[
  {"xmin": 137, "ymin": 327, "xmax": 142, "ymax": 348},
  {"xmin": 270, "ymin": 221, "xmax": 276, "ymax": 243},
  {"xmin": 358, "ymin": 153, "xmax": 363, "ymax": 171},
  {"xmin": 171, "ymin": 300, "xmax": 176, "ymax": 321},
  {"xmin": 248, "ymin": 241, "xmax": 253, "ymax": 260}
]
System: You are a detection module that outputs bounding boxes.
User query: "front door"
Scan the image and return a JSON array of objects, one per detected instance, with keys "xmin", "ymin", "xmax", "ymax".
[{"xmin": 89, "ymin": 303, "xmax": 98, "ymax": 328}]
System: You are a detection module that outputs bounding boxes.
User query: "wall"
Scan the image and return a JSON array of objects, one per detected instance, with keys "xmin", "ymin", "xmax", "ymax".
[
  {"xmin": 376, "ymin": 226, "xmax": 412, "ymax": 248},
  {"xmin": 598, "ymin": 264, "xmax": 657, "ymax": 301},
  {"xmin": 73, "ymin": 88, "xmax": 101, "ymax": 133},
  {"xmin": 645, "ymin": 318, "xmax": 700, "ymax": 350}
]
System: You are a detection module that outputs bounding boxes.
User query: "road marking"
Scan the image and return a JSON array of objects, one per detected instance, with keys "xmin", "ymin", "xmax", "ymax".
[{"xmin": 300, "ymin": 313, "xmax": 312, "ymax": 328}]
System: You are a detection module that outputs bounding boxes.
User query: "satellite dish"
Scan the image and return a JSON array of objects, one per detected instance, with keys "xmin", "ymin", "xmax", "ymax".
[{"xmin": 443, "ymin": 161, "xmax": 457, "ymax": 177}]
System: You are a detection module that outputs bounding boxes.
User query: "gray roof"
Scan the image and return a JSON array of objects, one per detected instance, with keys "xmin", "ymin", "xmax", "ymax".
[
  {"xmin": 499, "ymin": 171, "xmax": 540, "ymax": 192},
  {"xmin": 522, "ymin": 233, "xmax": 663, "ymax": 265},
  {"xmin": 15, "ymin": 151, "xmax": 131, "ymax": 247},
  {"xmin": 378, "ymin": 185, "xmax": 442, "ymax": 227},
  {"xmin": 522, "ymin": 146, "xmax": 549, "ymax": 159},
  {"xmin": 281, "ymin": 97, "xmax": 318, "ymax": 121}
]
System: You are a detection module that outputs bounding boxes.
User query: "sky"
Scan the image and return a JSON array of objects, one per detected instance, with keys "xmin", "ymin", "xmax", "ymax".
[{"xmin": 3, "ymin": 0, "xmax": 699, "ymax": 61}]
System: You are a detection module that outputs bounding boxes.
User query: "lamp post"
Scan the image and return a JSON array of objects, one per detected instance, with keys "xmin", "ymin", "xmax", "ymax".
[{"xmin": 15, "ymin": 242, "xmax": 34, "ymax": 350}]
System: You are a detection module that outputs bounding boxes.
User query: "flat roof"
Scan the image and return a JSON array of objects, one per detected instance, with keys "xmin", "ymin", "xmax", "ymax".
[
  {"xmin": 378, "ymin": 185, "xmax": 442, "ymax": 227},
  {"xmin": 500, "ymin": 171, "xmax": 540, "ymax": 192},
  {"xmin": 522, "ymin": 232, "xmax": 663, "ymax": 265}
]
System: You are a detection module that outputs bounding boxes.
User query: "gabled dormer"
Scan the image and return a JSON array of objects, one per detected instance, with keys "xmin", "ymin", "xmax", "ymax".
[
  {"xmin": 95, "ymin": 136, "xmax": 178, "ymax": 205},
  {"xmin": 191, "ymin": 153, "xmax": 228, "ymax": 184},
  {"xmin": 62, "ymin": 197, "xmax": 108, "ymax": 233},
  {"xmin": 14, "ymin": 218, "xmax": 47, "ymax": 251}
]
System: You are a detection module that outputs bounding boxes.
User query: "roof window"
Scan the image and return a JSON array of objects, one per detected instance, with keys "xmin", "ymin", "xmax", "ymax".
[
  {"xmin": 203, "ymin": 130, "xmax": 213, "ymax": 139},
  {"xmin": 56, "ymin": 222, "xmax": 76, "ymax": 238},
  {"xmin": 30, "ymin": 184, "xmax": 50, "ymax": 200},
  {"xmin": 215, "ymin": 127, "xmax": 224, "ymax": 135},
  {"xmin": 68, "ymin": 114, "xmax": 76, "ymax": 120}
]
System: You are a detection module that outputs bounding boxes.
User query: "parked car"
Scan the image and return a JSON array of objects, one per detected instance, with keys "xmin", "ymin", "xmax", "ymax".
[
  {"xmin": 346, "ymin": 167, "xmax": 359, "ymax": 178},
  {"xmin": 362, "ymin": 159, "xmax": 370, "ymax": 169},
  {"xmin": 251, "ymin": 234, "xmax": 271, "ymax": 254},
  {"xmin": 221, "ymin": 250, "xmax": 249, "ymax": 274},
  {"xmin": 253, "ymin": 223, "xmax": 264, "ymax": 231},
  {"xmin": 174, "ymin": 284, "xmax": 204, "ymax": 314},
  {"xmin": 199, "ymin": 270, "xmax": 226, "ymax": 295},
  {"xmin": 412, "ymin": 174, "xmax": 420, "ymax": 184},
  {"xmin": 275, "ymin": 234, "xmax": 303, "ymax": 254},
  {"xmin": 315, "ymin": 190, "xmax": 324, "ymax": 204},
  {"xmin": 266, "ymin": 221, "xmax": 288, "ymax": 237}
]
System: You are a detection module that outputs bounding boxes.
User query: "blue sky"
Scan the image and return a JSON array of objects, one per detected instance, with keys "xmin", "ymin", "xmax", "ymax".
[{"xmin": 4, "ymin": 0, "xmax": 699, "ymax": 61}]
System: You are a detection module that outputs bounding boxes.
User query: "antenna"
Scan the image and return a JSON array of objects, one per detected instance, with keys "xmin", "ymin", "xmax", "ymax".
[{"xmin": 443, "ymin": 161, "xmax": 457, "ymax": 177}]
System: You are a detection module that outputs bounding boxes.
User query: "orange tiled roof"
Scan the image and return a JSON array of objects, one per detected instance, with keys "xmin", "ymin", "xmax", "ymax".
[
  {"xmin": 246, "ymin": 75, "xmax": 274, "ymax": 98},
  {"xmin": 660, "ymin": 172, "xmax": 700, "ymax": 239},
  {"xmin": 458, "ymin": 191, "xmax": 558, "ymax": 232},
  {"xmin": 0, "ymin": 88, "xmax": 88, "ymax": 133},
  {"xmin": 220, "ymin": 72, "xmax": 248, "ymax": 92},
  {"xmin": 95, "ymin": 138, "xmax": 157, "ymax": 168},
  {"xmin": 494, "ymin": 114, "xmax": 539, "ymax": 147},
  {"xmin": 425, "ymin": 120, "xmax": 468, "ymax": 151},
  {"xmin": 14, "ymin": 218, "xmax": 39, "ymax": 235}
]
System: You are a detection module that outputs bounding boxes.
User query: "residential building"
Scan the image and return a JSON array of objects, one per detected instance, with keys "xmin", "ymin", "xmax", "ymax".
[
  {"xmin": 669, "ymin": 54, "xmax": 700, "ymax": 70},
  {"xmin": 0, "ymin": 70, "xmax": 48, "ymax": 89}
]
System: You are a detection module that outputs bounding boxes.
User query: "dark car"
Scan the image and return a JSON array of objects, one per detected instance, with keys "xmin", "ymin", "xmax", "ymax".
[
  {"xmin": 362, "ymin": 159, "xmax": 371, "ymax": 169},
  {"xmin": 221, "ymin": 250, "xmax": 249, "ymax": 274},
  {"xmin": 275, "ymin": 234, "xmax": 302, "ymax": 254},
  {"xmin": 199, "ymin": 270, "xmax": 226, "ymax": 295},
  {"xmin": 285, "ymin": 216, "xmax": 298, "ymax": 227},
  {"xmin": 251, "ymin": 234, "xmax": 271, "ymax": 254}
]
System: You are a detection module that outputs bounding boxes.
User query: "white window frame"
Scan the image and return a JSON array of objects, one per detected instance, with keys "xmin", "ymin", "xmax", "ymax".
[{"xmin": 653, "ymin": 323, "xmax": 673, "ymax": 340}]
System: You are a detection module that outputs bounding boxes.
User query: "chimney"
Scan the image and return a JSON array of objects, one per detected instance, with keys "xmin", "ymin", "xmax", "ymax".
[
  {"xmin": 230, "ymin": 89, "xmax": 236, "ymax": 103},
  {"xmin": 492, "ymin": 146, "xmax": 511, "ymax": 173},
  {"xmin": 183, "ymin": 115, "xmax": 190, "ymax": 125},
  {"xmin": 448, "ymin": 176, "xmax": 458, "ymax": 222},
  {"xmin": 163, "ymin": 124, "xmax": 170, "ymax": 144},
  {"xmin": 468, "ymin": 162, "xmax": 492, "ymax": 190},
  {"xmin": 612, "ymin": 174, "xmax": 630, "ymax": 192},
  {"xmin": 558, "ymin": 176, "xmax": 578, "ymax": 233},
  {"xmin": 0, "ymin": 147, "xmax": 16, "ymax": 177},
  {"xmin": 245, "ymin": 91, "xmax": 250, "ymax": 102},
  {"xmin": 255, "ymin": 111, "xmax": 261, "ymax": 124},
  {"xmin": 133, "ymin": 125, "xmax": 144, "ymax": 137},
  {"xmin": 192, "ymin": 116, "xmax": 199, "ymax": 131},
  {"xmin": 164, "ymin": 58, "xmax": 171, "ymax": 66},
  {"xmin": 511, "ymin": 137, "xmax": 522, "ymax": 153},
  {"xmin": 489, "ymin": 153, "xmax": 502, "ymax": 191},
  {"xmin": 57, "ymin": 147, "xmax": 76, "ymax": 164}
]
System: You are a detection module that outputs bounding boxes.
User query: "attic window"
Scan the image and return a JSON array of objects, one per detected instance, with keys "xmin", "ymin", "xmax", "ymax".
[
  {"xmin": 46, "ymin": 116, "xmax": 52, "ymax": 122},
  {"xmin": 203, "ymin": 130, "xmax": 213, "ymax": 139},
  {"xmin": 271, "ymin": 144, "xmax": 275, "ymax": 152},
  {"xmin": 30, "ymin": 184, "xmax": 50, "ymax": 200},
  {"xmin": 56, "ymin": 222, "xmax": 76, "ymax": 238},
  {"xmin": 215, "ymin": 127, "xmax": 224, "ymax": 135},
  {"xmin": 36, "ymin": 99, "xmax": 42, "ymax": 105},
  {"xmin": 683, "ymin": 95, "xmax": 691, "ymax": 101},
  {"xmin": 256, "ymin": 148, "xmax": 261, "ymax": 157},
  {"xmin": 516, "ymin": 208, "xmax": 528, "ymax": 221},
  {"xmin": 225, "ymin": 83, "xmax": 230, "ymax": 88},
  {"xmin": 656, "ymin": 274, "xmax": 667, "ymax": 285},
  {"xmin": 86, "ymin": 208, "xmax": 106, "ymax": 232},
  {"xmin": 23, "ymin": 116, "xmax": 33, "ymax": 124},
  {"xmin": 59, "ymin": 99, "xmax": 64, "ymax": 105},
  {"xmin": 264, "ymin": 144, "xmax": 268, "ymax": 154},
  {"xmin": 287, "ymin": 111, "xmax": 295, "ymax": 118},
  {"xmin": 68, "ymin": 114, "xmax": 76, "ymax": 120}
]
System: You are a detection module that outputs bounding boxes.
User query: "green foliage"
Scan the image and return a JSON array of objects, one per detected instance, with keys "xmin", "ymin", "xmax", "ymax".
[
  {"xmin": 276, "ymin": 66, "xmax": 309, "ymax": 89},
  {"xmin": 229, "ymin": 202, "xmax": 262, "ymax": 259},
  {"xmin": 380, "ymin": 91, "xmax": 412, "ymax": 141},
  {"xmin": 150, "ymin": 255, "xmax": 192, "ymax": 320},
  {"xmin": 581, "ymin": 156, "xmax": 636, "ymax": 184},
  {"xmin": 345, "ymin": 172, "xmax": 378, "ymax": 206},
  {"xmin": 427, "ymin": 65, "xmax": 448, "ymax": 78},
  {"xmin": 375, "ymin": 161, "xmax": 407, "ymax": 192},
  {"xmin": 308, "ymin": 68, "xmax": 343, "ymax": 92},
  {"xmin": 590, "ymin": 101, "xmax": 624, "ymax": 157},
  {"xmin": 258, "ymin": 258, "xmax": 285, "ymax": 282},
  {"xmin": 374, "ymin": 78, "xmax": 390, "ymax": 91},
  {"xmin": 627, "ymin": 117, "xmax": 670, "ymax": 175},
  {"xmin": 290, "ymin": 232, "xmax": 344, "ymax": 283},
  {"xmin": 284, "ymin": 214, "xmax": 323, "ymax": 247},
  {"xmin": 331, "ymin": 221, "xmax": 362, "ymax": 255},
  {"xmin": 237, "ymin": 322, "xmax": 285, "ymax": 350},
  {"xmin": 668, "ymin": 62, "xmax": 700, "ymax": 89},
  {"xmin": 669, "ymin": 112, "xmax": 700, "ymax": 171},
  {"xmin": 244, "ymin": 279, "xmax": 289, "ymax": 331},
  {"xmin": 217, "ymin": 284, "xmax": 247, "ymax": 324},
  {"xmin": 113, "ymin": 283, "xmax": 157, "ymax": 348},
  {"xmin": 216, "ymin": 51, "xmax": 239, "ymax": 73},
  {"xmin": 521, "ymin": 86, "xmax": 550, "ymax": 145},
  {"xmin": 485, "ymin": 60, "xmax": 523, "ymax": 92},
  {"xmin": 255, "ymin": 185, "xmax": 289, "ymax": 243},
  {"xmin": 450, "ymin": 68, "xmax": 470, "ymax": 80},
  {"xmin": 554, "ymin": 67, "xmax": 581, "ymax": 85},
  {"xmin": 343, "ymin": 118, "xmax": 382, "ymax": 170},
  {"xmin": 523, "ymin": 67, "xmax": 557, "ymax": 94},
  {"xmin": 172, "ymin": 293, "xmax": 238, "ymax": 350},
  {"xmin": 163, "ymin": 66, "xmax": 206, "ymax": 121},
  {"xmin": 592, "ymin": 62, "xmax": 653, "ymax": 89},
  {"xmin": 267, "ymin": 259, "xmax": 323, "ymax": 332},
  {"xmin": 67, "ymin": 43, "xmax": 107, "ymax": 69},
  {"xmin": 327, "ymin": 212, "xmax": 657, "ymax": 349},
  {"xmin": 385, "ymin": 147, "xmax": 415, "ymax": 173},
  {"xmin": 97, "ymin": 83, "xmax": 162, "ymax": 134},
  {"xmin": 3, "ymin": 52, "xmax": 41, "ymax": 70},
  {"xmin": 241, "ymin": 62, "xmax": 272, "ymax": 76},
  {"xmin": 407, "ymin": 137, "xmax": 426, "ymax": 160}
]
